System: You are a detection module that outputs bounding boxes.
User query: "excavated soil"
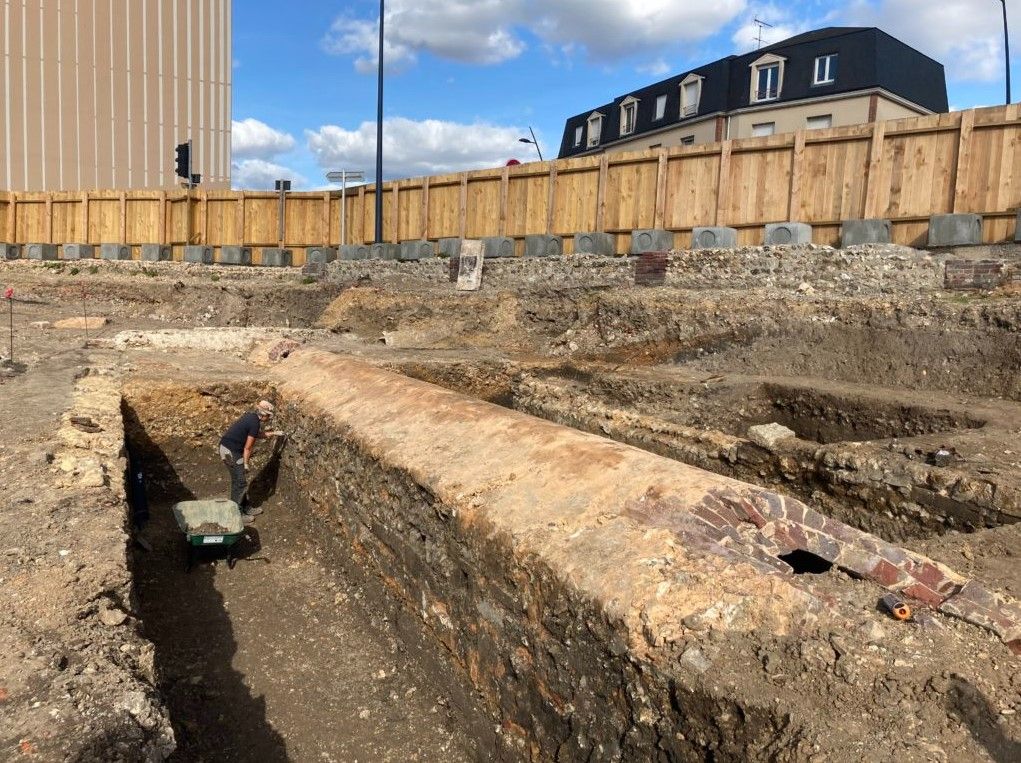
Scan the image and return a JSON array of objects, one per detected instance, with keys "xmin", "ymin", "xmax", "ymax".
[{"xmin": 2, "ymin": 253, "xmax": 1020, "ymax": 760}]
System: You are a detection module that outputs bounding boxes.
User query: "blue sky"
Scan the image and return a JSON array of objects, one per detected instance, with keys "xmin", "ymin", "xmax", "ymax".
[{"xmin": 230, "ymin": 0, "xmax": 1020, "ymax": 189}]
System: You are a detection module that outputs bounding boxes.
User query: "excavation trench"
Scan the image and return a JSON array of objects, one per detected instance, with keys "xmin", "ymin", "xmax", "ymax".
[
  {"xmin": 119, "ymin": 353, "xmax": 1021, "ymax": 762},
  {"xmin": 122, "ymin": 386, "xmax": 491, "ymax": 762}
]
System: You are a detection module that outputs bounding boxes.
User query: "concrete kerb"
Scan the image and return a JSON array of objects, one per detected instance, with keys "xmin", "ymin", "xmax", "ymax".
[
  {"xmin": 692, "ymin": 227, "xmax": 738, "ymax": 249},
  {"xmin": 26, "ymin": 243, "xmax": 59, "ymax": 261},
  {"xmin": 141, "ymin": 244, "xmax": 172, "ymax": 262},
  {"xmin": 573, "ymin": 231, "xmax": 615, "ymax": 256},
  {"xmin": 62, "ymin": 244, "xmax": 96, "ymax": 260},
  {"xmin": 631, "ymin": 229, "xmax": 674, "ymax": 254},
  {"xmin": 219, "ymin": 246, "xmax": 253, "ymax": 266},
  {"xmin": 841, "ymin": 219, "xmax": 892, "ymax": 247},
  {"xmin": 183, "ymin": 246, "xmax": 214, "ymax": 264},
  {"xmin": 929, "ymin": 214, "xmax": 983, "ymax": 247},
  {"xmin": 99, "ymin": 243, "xmax": 131, "ymax": 261},
  {"xmin": 261, "ymin": 248, "xmax": 293, "ymax": 267},
  {"xmin": 764, "ymin": 222, "xmax": 813, "ymax": 246}
]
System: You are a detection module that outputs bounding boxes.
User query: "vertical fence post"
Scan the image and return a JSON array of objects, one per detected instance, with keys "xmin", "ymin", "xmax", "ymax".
[
  {"xmin": 321, "ymin": 191, "xmax": 331, "ymax": 246},
  {"xmin": 498, "ymin": 166, "xmax": 509, "ymax": 237},
  {"xmin": 953, "ymin": 109, "xmax": 976, "ymax": 213},
  {"xmin": 235, "ymin": 192, "xmax": 245, "ymax": 247},
  {"xmin": 595, "ymin": 154, "xmax": 608, "ymax": 233},
  {"xmin": 391, "ymin": 181, "xmax": 400, "ymax": 244},
  {"xmin": 546, "ymin": 161, "xmax": 558, "ymax": 236},
  {"xmin": 864, "ymin": 122, "xmax": 887, "ymax": 219},
  {"xmin": 45, "ymin": 197, "xmax": 53, "ymax": 244},
  {"xmin": 458, "ymin": 172, "xmax": 468, "ymax": 239},
  {"xmin": 654, "ymin": 148, "xmax": 669, "ymax": 230},
  {"xmin": 788, "ymin": 131, "xmax": 807, "ymax": 221},
  {"xmin": 357, "ymin": 185, "xmax": 366, "ymax": 244},
  {"xmin": 119, "ymin": 191, "xmax": 127, "ymax": 245},
  {"xmin": 80, "ymin": 191, "xmax": 89, "ymax": 243},
  {"xmin": 420, "ymin": 176, "xmax": 430, "ymax": 241},
  {"xmin": 715, "ymin": 141, "xmax": 732, "ymax": 226},
  {"xmin": 158, "ymin": 191, "xmax": 168, "ymax": 245}
]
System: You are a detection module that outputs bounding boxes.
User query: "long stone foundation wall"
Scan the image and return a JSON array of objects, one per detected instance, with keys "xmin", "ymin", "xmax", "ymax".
[{"xmin": 268, "ymin": 348, "xmax": 1021, "ymax": 761}]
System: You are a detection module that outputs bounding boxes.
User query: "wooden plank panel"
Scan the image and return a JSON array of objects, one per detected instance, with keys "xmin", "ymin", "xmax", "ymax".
[
  {"xmin": 205, "ymin": 198, "xmax": 238, "ymax": 246},
  {"xmin": 798, "ymin": 136, "xmax": 870, "ymax": 222},
  {"xmin": 725, "ymin": 142, "xmax": 792, "ymax": 224},
  {"xmin": 605, "ymin": 154, "xmax": 657, "ymax": 231},
  {"xmin": 551, "ymin": 161, "xmax": 598, "ymax": 235},
  {"xmin": 125, "ymin": 199, "xmax": 162, "ymax": 243},
  {"xmin": 505, "ymin": 166, "xmax": 550, "ymax": 237},
  {"xmin": 245, "ymin": 197, "xmax": 279, "ymax": 245},
  {"xmin": 398, "ymin": 185, "xmax": 423, "ymax": 241},
  {"xmin": 464, "ymin": 175, "xmax": 501, "ymax": 238},
  {"xmin": 52, "ymin": 201, "xmax": 81, "ymax": 243},
  {"xmin": 16, "ymin": 201, "xmax": 47, "ymax": 242},
  {"xmin": 664, "ymin": 153, "xmax": 720, "ymax": 229},
  {"xmin": 427, "ymin": 181, "xmax": 461, "ymax": 239},
  {"xmin": 88, "ymin": 199, "xmax": 121, "ymax": 242}
]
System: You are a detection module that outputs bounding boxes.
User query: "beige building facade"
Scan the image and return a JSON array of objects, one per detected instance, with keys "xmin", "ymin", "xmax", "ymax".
[
  {"xmin": 604, "ymin": 90, "xmax": 925, "ymax": 155},
  {"xmin": 1, "ymin": 0, "xmax": 232, "ymax": 191}
]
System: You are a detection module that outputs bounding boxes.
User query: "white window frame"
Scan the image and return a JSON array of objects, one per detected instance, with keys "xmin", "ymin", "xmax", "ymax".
[
  {"xmin": 680, "ymin": 135, "xmax": 695, "ymax": 146},
  {"xmin": 587, "ymin": 112, "xmax": 603, "ymax": 147},
  {"xmin": 574, "ymin": 125, "xmax": 583, "ymax": 146},
  {"xmin": 751, "ymin": 122, "xmax": 775, "ymax": 137},
  {"xmin": 750, "ymin": 53, "xmax": 785, "ymax": 103},
  {"xmin": 654, "ymin": 94, "xmax": 667, "ymax": 121},
  {"xmin": 806, "ymin": 114, "xmax": 832, "ymax": 130},
  {"xmin": 619, "ymin": 96, "xmax": 639, "ymax": 136},
  {"xmin": 679, "ymin": 74, "xmax": 703, "ymax": 118},
  {"xmin": 814, "ymin": 54, "xmax": 837, "ymax": 85}
]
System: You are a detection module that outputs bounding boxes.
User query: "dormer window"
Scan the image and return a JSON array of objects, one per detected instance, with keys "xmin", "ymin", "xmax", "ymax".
[
  {"xmin": 814, "ymin": 54, "xmax": 838, "ymax": 85},
  {"xmin": 574, "ymin": 125, "xmax": 583, "ymax": 147},
  {"xmin": 619, "ymin": 97, "xmax": 638, "ymax": 136},
  {"xmin": 679, "ymin": 74, "xmax": 703, "ymax": 118},
  {"xmin": 750, "ymin": 54, "xmax": 786, "ymax": 102},
  {"xmin": 587, "ymin": 112, "xmax": 603, "ymax": 147}
]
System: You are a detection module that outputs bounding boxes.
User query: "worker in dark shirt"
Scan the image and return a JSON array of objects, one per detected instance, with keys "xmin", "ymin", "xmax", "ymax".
[{"xmin": 219, "ymin": 400, "xmax": 283, "ymax": 521}]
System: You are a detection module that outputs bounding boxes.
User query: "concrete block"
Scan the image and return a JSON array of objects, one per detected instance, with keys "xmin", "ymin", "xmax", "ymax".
[
  {"xmin": 399, "ymin": 240, "xmax": 434, "ymax": 261},
  {"xmin": 482, "ymin": 236, "xmax": 515, "ymax": 259},
  {"xmin": 929, "ymin": 213, "xmax": 982, "ymax": 247},
  {"xmin": 62, "ymin": 244, "xmax": 95, "ymax": 260},
  {"xmin": 306, "ymin": 246, "xmax": 337, "ymax": 264},
  {"xmin": 573, "ymin": 231, "xmax": 615, "ymax": 256},
  {"xmin": 841, "ymin": 219, "xmax": 891, "ymax": 247},
  {"xmin": 99, "ymin": 243, "xmax": 131, "ymax": 260},
  {"xmin": 437, "ymin": 238, "xmax": 463, "ymax": 259},
  {"xmin": 339, "ymin": 244, "xmax": 370, "ymax": 261},
  {"xmin": 140, "ymin": 244, "xmax": 172, "ymax": 262},
  {"xmin": 26, "ymin": 244, "xmax": 59, "ymax": 261},
  {"xmin": 691, "ymin": 227, "xmax": 738, "ymax": 249},
  {"xmin": 631, "ymin": 229, "xmax": 674, "ymax": 254},
  {"xmin": 183, "ymin": 245, "xmax": 213, "ymax": 264},
  {"xmin": 764, "ymin": 222, "xmax": 813, "ymax": 246},
  {"xmin": 219, "ymin": 246, "xmax": 252, "ymax": 266},
  {"xmin": 455, "ymin": 240, "xmax": 485, "ymax": 291},
  {"xmin": 261, "ymin": 248, "xmax": 293, "ymax": 267},
  {"xmin": 524, "ymin": 234, "xmax": 563, "ymax": 258},
  {"xmin": 1016, "ymin": 211, "xmax": 1021, "ymax": 243},
  {"xmin": 0, "ymin": 244, "xmax": 21, "ymax": 260},
  {"xmin": 370, "ymin": 243, "xmax": 400, "ymax": 261}
]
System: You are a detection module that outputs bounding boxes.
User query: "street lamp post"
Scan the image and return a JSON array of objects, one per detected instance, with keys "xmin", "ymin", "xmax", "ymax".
[
  {"xmin": 374, "ymin": 0, "xmax": 385, "ymax": 244},
  {"xmin": 999, "ymin": 0, "xmax": 1012, "ymax": 105},
  {"xmin": 518, "ymin": 126, "xmax": 543, "ymax": 161},
  {"xmin": 326, "ymin": 170, "xmax": 365, "ymax": 247}
]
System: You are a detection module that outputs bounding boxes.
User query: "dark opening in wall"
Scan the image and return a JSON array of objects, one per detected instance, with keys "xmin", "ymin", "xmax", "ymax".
[{"xmin": 779, "ymin": 549, "xmax": 834, "ymax": 575}]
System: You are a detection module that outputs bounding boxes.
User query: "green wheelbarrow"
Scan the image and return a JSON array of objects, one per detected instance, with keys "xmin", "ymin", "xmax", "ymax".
[{"xmin": 172, "ymin": 499, "xmax": 246, "ymax": 571}]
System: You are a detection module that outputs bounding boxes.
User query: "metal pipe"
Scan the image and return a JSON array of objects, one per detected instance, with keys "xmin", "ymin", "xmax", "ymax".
[
  {"xmin": 1001, "ymin": 0, "xmax": 1012, "ymax": 105},
  {"xmin": 374, "ymin": 0, "xmax": 384, "ymax": 244}
]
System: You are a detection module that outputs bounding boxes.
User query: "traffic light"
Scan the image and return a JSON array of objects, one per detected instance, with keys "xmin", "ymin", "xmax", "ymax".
[{"xmin": 174, "ymin": 141, "xmax": 191, "ymax": 180}]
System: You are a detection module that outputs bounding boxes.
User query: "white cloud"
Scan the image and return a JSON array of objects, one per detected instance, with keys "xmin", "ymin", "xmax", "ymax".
[
  {"xmin": 637, "ymin": 58, "xmax": 670, "ymax": 77},
  {"xmin": 231, "ymin": 159, "xmax": 308, "ymax": 190},
  {"xmin": 730, "ymin": 3, "xmax": 813, "ymax": 51},
  {"xmin": 846, "ymin": 0, "xmax": 1014, "ymax": 82},
  {"xmin": 306, "ymin": 118, "xmax": 535, "ymax": 179},
  {"xmin": 323, "ymin": 0, "xmax": 748, "ymax": 70},
  {"xmin": 231, "ymin": 118, "xmax": 296, "ymax": 159}
]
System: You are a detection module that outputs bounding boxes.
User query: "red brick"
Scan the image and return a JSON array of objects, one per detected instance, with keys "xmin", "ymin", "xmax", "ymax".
[
  {"xmin": 906, "ymin": 561, "xmax": 947, "ymax": 590},
  {"xmin": 868, "ymin": 559, "xmax": 905, "ymax": 587},
  {"xmin": 900, "ymin": 582, "xmax": 945, "ymax": 607}
]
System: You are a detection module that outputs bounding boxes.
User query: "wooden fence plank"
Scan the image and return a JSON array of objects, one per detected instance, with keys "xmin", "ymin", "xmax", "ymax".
[
  {"xmin": 421, "ymin": 176, "xmax": 430, "ymax": 240},
  {"xmin": 654, "ymin": 148, "xmax": 668, "ymax": 229},
  {"xmin": 864, "ymin": 121, "xmax": 887, "ymax": 219},
  {"xmin": 788, "ymin": 131, "xmax": 806, "ymax": 220},
  {"xmin": 458, "ymin": 172, "xmax": 468, "ymax": 238},
  {"xmin": 715, "ymin": 141, "xmax": 732, "ymax": 225},
  {"xmin": 953, "ymin": 109, "xmax": 975, "ymax": 213},
  {"xmin": 595, "ymin": 154, "xmax": 608, "ymax": 232}
]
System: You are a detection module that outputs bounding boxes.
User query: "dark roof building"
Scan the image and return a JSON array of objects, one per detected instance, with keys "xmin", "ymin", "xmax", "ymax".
[{"xmin": 558, "ymin": 27, "xmax": 948, "ymax": 159}]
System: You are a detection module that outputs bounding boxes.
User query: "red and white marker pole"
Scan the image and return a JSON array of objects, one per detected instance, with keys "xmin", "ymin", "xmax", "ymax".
[{"xmin": 3, "ymin": 287, "xmax": 12, "ymax": 363}]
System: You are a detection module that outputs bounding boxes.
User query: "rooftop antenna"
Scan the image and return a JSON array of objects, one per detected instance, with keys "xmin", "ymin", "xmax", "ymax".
[{"xmin": 754, "ymin": 18, "xmax": 774, "ymax": 49}]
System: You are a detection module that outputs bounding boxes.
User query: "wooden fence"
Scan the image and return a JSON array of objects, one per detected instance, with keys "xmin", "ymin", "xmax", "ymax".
[{"xmin": 2, "ymin": 104, "xmax": 1020, "ymax": 265}]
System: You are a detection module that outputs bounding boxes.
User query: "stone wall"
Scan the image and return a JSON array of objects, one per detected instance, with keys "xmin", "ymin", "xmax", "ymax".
[
  {"xmin": 267, "ymin": 348, "xmax": 1020, "ymax": 761},
  {"xmin": 324, "ymin": 245, "xmax": 945, "ymax": 296}
]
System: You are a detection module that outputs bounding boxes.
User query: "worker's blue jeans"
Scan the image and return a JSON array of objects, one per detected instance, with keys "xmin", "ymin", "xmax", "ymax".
[{"xmin": 219, "ymin": 445, "xmax": 247, "ymax": 508}]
